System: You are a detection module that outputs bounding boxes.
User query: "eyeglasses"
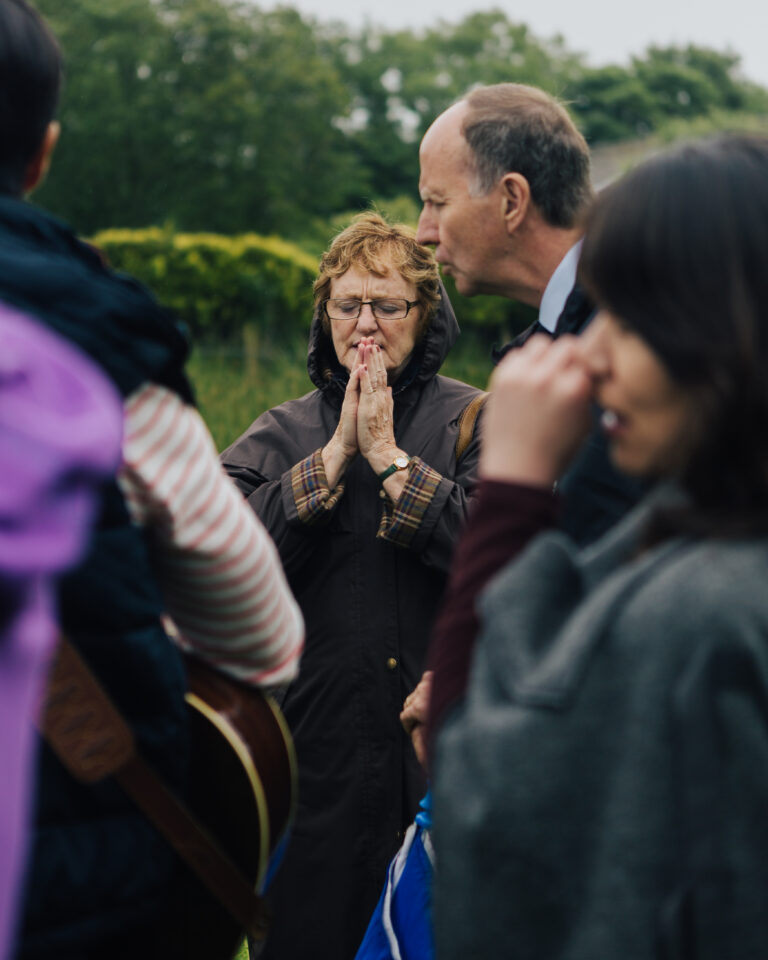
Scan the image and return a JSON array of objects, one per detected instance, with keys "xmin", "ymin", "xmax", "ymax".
[{"xmin": 323, "ymin": 298, "xmax": 418, "ymax": 321}]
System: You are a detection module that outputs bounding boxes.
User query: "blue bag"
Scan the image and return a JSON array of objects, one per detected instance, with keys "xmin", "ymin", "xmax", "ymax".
[{"xmin": 354, "ymin": 793, "xmax": 434, "ymax": 960}]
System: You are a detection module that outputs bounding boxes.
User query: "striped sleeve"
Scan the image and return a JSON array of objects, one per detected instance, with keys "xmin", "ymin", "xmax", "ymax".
[
  {"xmin": 117, "ymin": 382, "xmax": 304, "ymax": 686},
  {"xmin": 377, "ymin": 457, "xmax": 443, "ymax": 548}
]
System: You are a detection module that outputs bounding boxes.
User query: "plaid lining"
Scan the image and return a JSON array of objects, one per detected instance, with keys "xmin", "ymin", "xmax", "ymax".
[
  {"xmin": 291, "ymin": 448, "xmax": 346, "ymax": 525},
  {"xmin": 377, "ymin": 457, "xmax": 442, "ymax": 547}
]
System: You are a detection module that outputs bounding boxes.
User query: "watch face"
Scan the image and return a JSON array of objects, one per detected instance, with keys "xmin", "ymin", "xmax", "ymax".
[{"xmin": 394, "ymin": 456, "xmax": 409, "ymax": 469}]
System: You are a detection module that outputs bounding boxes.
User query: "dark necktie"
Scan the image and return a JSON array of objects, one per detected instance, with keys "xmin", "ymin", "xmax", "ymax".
[
  {"xmin": 554, "ymin": 284, "xmax": 595, "ymax": 337},
  {"xmin": 492, "ymin": 283, "xmax": 595, "ymax": 364}
]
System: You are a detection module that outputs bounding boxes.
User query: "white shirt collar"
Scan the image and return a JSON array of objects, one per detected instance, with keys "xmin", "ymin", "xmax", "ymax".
[{"xmin": 538, "ymin": 239, "xmax": 583, "ymax": 334}]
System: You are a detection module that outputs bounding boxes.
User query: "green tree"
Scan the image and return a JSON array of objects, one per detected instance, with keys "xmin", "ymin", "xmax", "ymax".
[
  {"xmin": 566, "ymin": 44, "xmax": 768, "ymax": 144},
  {"xmin": 35, "ymin": 0, "xmax": 174, "ymax": 230},
  {"xmin": 634, "ymin": 46, "xmax": 725, "ymax": 119},
  {"xmin": 567, "ymin": 66, "xmax": 660, "ymax": 141},
  {"xmin": 30, "ymin": 1, "xmax": 768, "ymax": 237},
  {"xmin": 36, "ymin": 0, "xmax": 364, "ymax": 235},
  {"xmin": 327, "ymin": 11, "xmax": 584, "ymax": 202}
]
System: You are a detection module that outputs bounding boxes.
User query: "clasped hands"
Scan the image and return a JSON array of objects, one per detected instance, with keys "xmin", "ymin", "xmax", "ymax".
[{"xmin": 322, "ymin": 338, "xmax": 409, "ymax": 492}]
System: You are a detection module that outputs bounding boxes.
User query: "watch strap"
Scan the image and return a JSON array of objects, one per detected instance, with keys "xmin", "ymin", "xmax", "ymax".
[{"xmin": 377, "ymin": 456, "xmax": 411, "ymax": 483}]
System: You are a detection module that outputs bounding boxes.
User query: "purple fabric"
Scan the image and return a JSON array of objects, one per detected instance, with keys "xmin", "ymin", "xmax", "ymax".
[{"xmin": 0, "ymin": 303, "xmax": 122, "ymax": 960}]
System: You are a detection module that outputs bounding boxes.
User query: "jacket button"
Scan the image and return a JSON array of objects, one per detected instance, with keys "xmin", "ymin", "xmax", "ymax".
[{"xmin": 387, "ymin": 657, "xmax": 398, "ymax": 670}]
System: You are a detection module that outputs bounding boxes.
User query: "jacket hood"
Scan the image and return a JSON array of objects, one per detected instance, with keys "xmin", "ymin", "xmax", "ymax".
[{"xmin": 306, "ymin": 280, "xmax": 460, "ymax": 394}]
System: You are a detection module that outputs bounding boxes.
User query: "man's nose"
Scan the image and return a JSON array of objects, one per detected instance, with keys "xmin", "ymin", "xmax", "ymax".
[{"xmin": 416, "ymin": 207, "xmax": 437, "ymax": 245}]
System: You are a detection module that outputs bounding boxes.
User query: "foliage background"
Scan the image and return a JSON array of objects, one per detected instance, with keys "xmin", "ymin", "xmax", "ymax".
[
  {"xmin": 32, "ymin": 0, "xmax": 768, "ymax": 445},
  {"xmin": 37, "ymin": 0, "xmax": 768, "ymax": 238}
]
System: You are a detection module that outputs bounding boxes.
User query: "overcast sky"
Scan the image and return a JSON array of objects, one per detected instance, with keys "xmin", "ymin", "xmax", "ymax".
[{"xmin": 262, "ymin": 0, "xmax": 768, "ymax": 88}]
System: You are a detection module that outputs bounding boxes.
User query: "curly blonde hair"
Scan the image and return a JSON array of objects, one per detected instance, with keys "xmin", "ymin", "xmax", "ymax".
[{"xmin": 313, "ymin": 211, "xmax": 440, "ymax": 338}]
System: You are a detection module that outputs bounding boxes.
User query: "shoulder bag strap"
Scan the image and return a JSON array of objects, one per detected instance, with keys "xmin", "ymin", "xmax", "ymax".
[{"xmin": 455, "ymin": 392, "xmax": 489, "ymax": 462}]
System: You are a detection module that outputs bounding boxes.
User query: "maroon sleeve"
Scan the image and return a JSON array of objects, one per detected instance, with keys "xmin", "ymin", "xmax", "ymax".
[{"xmin": 425, "ymin": 479, "xmax": 559, "ymax": 764}]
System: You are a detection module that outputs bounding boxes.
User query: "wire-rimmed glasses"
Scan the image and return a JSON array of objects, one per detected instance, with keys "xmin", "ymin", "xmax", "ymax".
[{"xmin": 323, "ymin": 298, "xmax": 418, "ymax": 321}]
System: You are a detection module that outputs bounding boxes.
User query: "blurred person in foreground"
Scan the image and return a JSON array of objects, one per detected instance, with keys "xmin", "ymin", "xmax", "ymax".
[
  {"xmin": 222, "ymin": 212, "xmax": 484, "ymax": 959},
  {"xmin": 0, "ymin": 2, "xmax": 303, "ymax": 957},
  {"xmin": 432, "ymin": 134, "xmax": 768, "ymax": 959},
  {"xmin": 0, "ymin": 304, "xmax": 121, "ymax": 960}
]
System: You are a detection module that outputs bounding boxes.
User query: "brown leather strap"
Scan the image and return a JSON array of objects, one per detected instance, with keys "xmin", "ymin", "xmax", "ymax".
[
  {"xmin": 40, "ymin": 637, "xmax": 270, "ymax": 942},
  {"xmin": 116, "ymin": 755, "xmax": 270, "ymax": 940},
  {"xmin": 41, "ymin": 637, "xmax": 136, "ymax": 782},
  {"xmin": 455, "ymin": 392, "xmax": 488, "ymax": 461}
]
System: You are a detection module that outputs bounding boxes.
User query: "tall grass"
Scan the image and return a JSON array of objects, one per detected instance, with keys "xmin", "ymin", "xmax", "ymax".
[
  {"xmin": 188, "ymin": 335, "xmax": 495, "ymax": 453},
  {"xmin": 188, "ymin": 338, "xmax": 313, "ymax": 451}
]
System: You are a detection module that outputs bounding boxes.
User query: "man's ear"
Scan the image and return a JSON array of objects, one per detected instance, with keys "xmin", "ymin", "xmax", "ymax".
[
  {"xmin": 499, "ymin": 172, "xmax": 530, "ymax": 235},
  {"xmin": 23, "ymin": 120, "xmax": 61, "ymax": 194}
]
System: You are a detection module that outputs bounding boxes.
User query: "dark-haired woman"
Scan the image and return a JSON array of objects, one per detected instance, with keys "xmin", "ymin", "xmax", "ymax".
[{"xmin": 428, "ymin": 134, "xmax": 768, "ymax": 959}]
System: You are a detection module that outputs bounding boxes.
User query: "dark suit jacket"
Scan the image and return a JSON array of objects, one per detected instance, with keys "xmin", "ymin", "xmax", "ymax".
[{"xmin": 495, "ymin": 284, "xmax": 646, "ymax": 547}]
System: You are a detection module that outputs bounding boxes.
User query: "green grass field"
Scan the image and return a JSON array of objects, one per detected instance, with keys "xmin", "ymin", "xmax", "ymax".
[
  {"xmin": 188, "ymin": 337, "xmax": 494, "ymax": 453},
  {"xmin": 188, "ymin": 340, "xmax": 314, "ymax": 452}
]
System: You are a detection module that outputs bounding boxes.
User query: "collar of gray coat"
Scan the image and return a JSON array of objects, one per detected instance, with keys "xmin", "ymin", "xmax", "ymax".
[
  {"xmin": 577, "ymin": 481, "xmax": 688, "ymax": 587},
  {"xmin": 475, "ymin": 482, "xmax": 689, "ymax": 709}
]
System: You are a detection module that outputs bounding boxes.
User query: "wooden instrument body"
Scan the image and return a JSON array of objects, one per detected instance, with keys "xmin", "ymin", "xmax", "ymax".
[{"xmin": 174, "ymin": 657, "xmax": 297, "ymax": 960}]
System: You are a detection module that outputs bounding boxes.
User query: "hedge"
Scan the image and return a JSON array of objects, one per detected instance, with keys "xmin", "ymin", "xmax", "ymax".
[
  {"xmin": 90, "ymin": 227, "xmax": 534, "ymax": 347},
  {"xmin": 92, "ymin": 227, "xmax": 319, "ymax": 344}
]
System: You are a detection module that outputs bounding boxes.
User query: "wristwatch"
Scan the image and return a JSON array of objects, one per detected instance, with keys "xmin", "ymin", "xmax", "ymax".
[{"xmin": 377, "ymin": 455, "xmax": 411, "ymax": 482}]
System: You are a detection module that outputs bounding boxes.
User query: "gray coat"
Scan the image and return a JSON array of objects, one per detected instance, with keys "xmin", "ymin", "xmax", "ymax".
[
  {"xmin": 434, "ymin": 490, "xmax": 768, "ymax": 960},
  {"xmin": 222, "ymin": 293, "xmax": 483, "ymax": 960}
]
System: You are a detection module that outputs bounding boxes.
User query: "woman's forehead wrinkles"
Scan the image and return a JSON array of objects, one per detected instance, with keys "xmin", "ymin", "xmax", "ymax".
[{"xmin": 331, "ymin": 271, "xmax": 413, "ymax": 300}]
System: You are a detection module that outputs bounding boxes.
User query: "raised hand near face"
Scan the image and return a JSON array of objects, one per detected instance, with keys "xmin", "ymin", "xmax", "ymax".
[
  {"xmin": 357, "ymin": 341, "xmax": 396, "ymax": 461},
  {"xmin": 357, "ymin": 342, "xmax": 411, "ymax": 499},
  {"xmin": 481, "ymin": 333, "xmax": 594, "ymax": 488},
  {"xmin": 322, "ymin": 341, "xmax": 368, "ymax": 489}
]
